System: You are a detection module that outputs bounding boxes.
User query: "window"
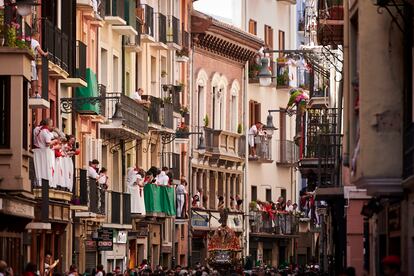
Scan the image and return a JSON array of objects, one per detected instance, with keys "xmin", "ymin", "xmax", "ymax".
[
  {"xmin": 266, "ymin": 189, "xmax": 272, "ymax": 202},
  {"xmin": 278, "ymin": 30, "xmax": 285, "ymax": 57},
  {"xmin": 0, "ymin": 76, "xmax": 11, "ymax": 148},
  {"xmin": 249, "ymin": 100, "xmax": 261, "ymax": 127},
  {"xmin": 113, "ymin": 55, "xmax": 119, "ymax": 91},
  {"xmin": 249, "ymin": 19, "xmax": 257, "ymax": 35},
  {"xmin": 281, "ymin": 189, "xmax": 286, "ymax": 200},
  {"xmin": 230, "ymin": 80, "xmax": 240, "ymax": 133},
  {"xmin": 279, "ymin": 108, "xmax": 287, "ymax": 161},
  {"xmin": 264, "ymin": 25, "xmax": 273, "ymax": 49},
  {"xmin": 251, "ymin": 186, "xmax": 257, "ymax": 201},
  {"xmin": 101, "ymin": 48, "xmax": 108, "ymax": 86}
]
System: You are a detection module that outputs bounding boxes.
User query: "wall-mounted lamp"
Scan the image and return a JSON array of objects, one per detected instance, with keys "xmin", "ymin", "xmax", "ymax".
[
  {"xmin": 111, "ymin": 102, "xmax": 124, "ymax": 128},
  {"xmin": 257, "ymin": 57, "xmax": 273, "ymax": 87}
]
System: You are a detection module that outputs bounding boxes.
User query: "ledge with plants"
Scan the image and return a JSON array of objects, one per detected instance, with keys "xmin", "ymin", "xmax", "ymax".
[{"xmin": 175, "ymin": 122, "xmax": 190, "ymax": 139}]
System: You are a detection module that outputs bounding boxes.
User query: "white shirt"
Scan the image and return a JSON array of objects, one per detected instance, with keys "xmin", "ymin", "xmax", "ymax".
[
  {"xmin": 131, "ymin": 91, "xmax": 142, "ymax": 101},
  {"xmin": 286, "ymin": 205, "xmax": 294, "ymax": 212},
  {"xmin": 96, "ymin": 272, "xmax": 103, "ymax": 276},
  {"xmin": 87, "ymin": 166, "xmax": 99, "ymax": 179},
  {"xmin": 156, "ymin": 171, "xmax": 169, "ymax": 185},
  {"xmin": 248, "ymin": 125, "xmax": 258, "ymax": 136},
  {"xmin": 37, "ymin": 128, "xmax": 53, "ymax": 149},
  {"xmin": 98, "ymin": 173, "xmax": 108, "ymax": 185},
  {"xmin": 31, "ymin": 39, "xmax": 40, "ymax": 66}
]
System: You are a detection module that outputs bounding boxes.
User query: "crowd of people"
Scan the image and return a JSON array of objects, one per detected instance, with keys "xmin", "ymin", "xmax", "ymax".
[{"xmin": 32, "ymin": 118, "xmax": 79, "ymax": 191}]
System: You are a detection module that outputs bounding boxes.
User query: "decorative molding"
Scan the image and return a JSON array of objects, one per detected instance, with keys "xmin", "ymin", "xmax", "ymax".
[{"xmin": 354, "ymin": 177, "xmax": 403, "ymax": 196}]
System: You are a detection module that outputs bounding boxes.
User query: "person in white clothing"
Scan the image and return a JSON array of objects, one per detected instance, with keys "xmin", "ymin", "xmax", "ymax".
[
  {"xmin": 30, "ymin": 32, "xmax": 48, "ymax": 98},
  {"xmin": 127, "ymin": 167, "xmax": 146, "ymax": 215},
  {"xmin": 131, "ymin": 88, "xmax": 150, "ymax": 106},
  {"xmin": 156, "ymin": 167, "xmax": 170, "ymax": 185},
  {"xmin": 285, "ymin": 199, "xmax": 294, "ymax": 212},
  {"xmin": 176, "ymin": 178, "xmax": 187, "ymax": 218},
  {"xmin": 33, "ymin": 118, "xmax": 58, "ymax": 188},
  {"xmin": 248, "ymin": 122, "xmax": 263, "ymax": 158},
  {"xmin": 87, "ymin": 159, "xmax": 100, "ymax": 180}
]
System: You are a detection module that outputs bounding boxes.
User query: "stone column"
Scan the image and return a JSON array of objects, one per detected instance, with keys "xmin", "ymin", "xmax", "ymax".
[{"xmin": 205, "ymin": 170, "xmax": 210, "ymax": 209}]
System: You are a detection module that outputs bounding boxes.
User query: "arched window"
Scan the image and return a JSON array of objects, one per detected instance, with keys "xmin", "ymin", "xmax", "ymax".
[
  {"xmin": 196, "ymin": 69, "xmax": 208, "ymax": 130},
  {"xmin": 211, "ymin": 73, "xmax": 221, "ymax": 129},
  {"xmin": 230, "ymin": 80, "xmax": 240, "ymax": 133}
]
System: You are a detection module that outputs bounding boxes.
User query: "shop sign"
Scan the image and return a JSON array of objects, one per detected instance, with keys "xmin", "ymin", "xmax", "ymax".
[
  {"xmin": 85, "ymin": 240, "xmax": 96, "ymax": 252},
  {"xmin": 97, "ymin": 229, "xmax": 113, "ymax": 251},
  {"xmin": 115, "ymin": 230, "xmax": 127, "ymax": 243}
]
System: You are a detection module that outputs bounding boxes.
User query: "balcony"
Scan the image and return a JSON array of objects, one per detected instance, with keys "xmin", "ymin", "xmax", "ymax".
[
  {"xmin": 276, "ymin": 61, "xmax": 290, "ymax": 89},
  {"xmin": 124, "ymin": 18, "xmax": 142, "ymax": 52},
  {"xmin": 144, "ymin": 184, "xmax": 176, "ymax": 217},
  {"xmin": 72, "ymin": 170, "xmax": 106, "ymax": 219},
  {"xmin": 249, "ymin": 210, "xmax": 299, "ymax": 237},
  {"xmin": 191, "ymin": 209, "xmax": 244, "ymax": 232},
  {"xmin": 100, "ymin": 92, "xmax": 149, "ymax": 137},
  {"xmin": 317, "ymin": 0, "xmax": 344, "ymax": 46},
  {"xmin": 102, "ymin": 0, "xmax": 126, "ymax": 25},
  {"xmin": 172, "ymin": 90, "xmax": 181, "ymax": 113},
  {"xmin": 60, "ymin": 40, "xmax": 88, "ymax": 88},
  {"xmin": 138, "ymin": 4, "xmax": 155, "ymax": 42},
  {"xmin": 29, "ymin": 56, "xmax": 50, "ymax": 109},
  {"xmin": 176, "ymin": 27, "xmax": 190, "ymax": 62},
  {"xmin": 146, "ymin": 96, "xmax": 174, "ymax": 130},
  {"xmin": 204, "ymin": 128, "xmax": 244, "ymax": 162},
  {"xmin": 161, "ymin": 152, "xmax": 180, "ymax": 181},
  {"xmin": 32, "ymin": 183, "xmax": 73, "ymax": 202},
  {"xmin": 153, "ymin": 13, "xmax": 168, "ymax": 49},
  {"xmin": 276, "ymin": 140, "xmax": 298, "ymax": 166},
  {"xmin": 248, "ymin": 135, "xmax": 273, "ymax": 163},
  {"xmin": 167, "ymin": 15, "xmax": 180, "ymax": 49},
  {"xmin": 42, "ymin": 19, "xmax": 70, "ymax": 78}
]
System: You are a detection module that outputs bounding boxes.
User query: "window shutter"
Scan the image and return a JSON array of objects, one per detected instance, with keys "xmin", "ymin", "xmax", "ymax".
[{"xmin": 254, "ymin": 102, "xmax": 261, "ymax": 124}]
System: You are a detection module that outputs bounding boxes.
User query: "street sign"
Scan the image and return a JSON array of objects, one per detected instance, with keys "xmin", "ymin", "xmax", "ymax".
[{"xmin": 97, "ymin": 229, "xmax": 113, "ymax": 251}]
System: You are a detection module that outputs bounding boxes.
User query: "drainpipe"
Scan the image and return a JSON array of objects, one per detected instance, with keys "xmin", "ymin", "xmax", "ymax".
[{"xmin": 243, "ymin": 60, "xmax": 249, "ymax": 261}]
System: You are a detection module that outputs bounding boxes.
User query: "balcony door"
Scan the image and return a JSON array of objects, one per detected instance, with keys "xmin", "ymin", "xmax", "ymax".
[{"xmin": 212, "ymin": 87, "xmax": 225, "ymax": 130}]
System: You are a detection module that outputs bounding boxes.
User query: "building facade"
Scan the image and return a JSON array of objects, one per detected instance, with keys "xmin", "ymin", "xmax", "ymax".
[{"xmin": 189, "ymin": 10, "xmax": 262, "ymax": 266}]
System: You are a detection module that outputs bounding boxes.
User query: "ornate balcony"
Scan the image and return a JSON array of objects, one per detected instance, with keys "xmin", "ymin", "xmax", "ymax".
[
  {"xmin": 137, "ymin": 4, "xmax": 155, "ymax": 42},
  {"xmin": 317, "ymin": 0, "xmax": 344, "ymax": 47},
  {"xmin": 146, "ymin": 96, "xmax": 174, "ymax": 130},
  {"xmin": 204, "ymin": 128, "xmax": 244, "ymax": 162},
  {"xmin": 249, "ymin": 210, "xmax": 299, "ymax": 237}
]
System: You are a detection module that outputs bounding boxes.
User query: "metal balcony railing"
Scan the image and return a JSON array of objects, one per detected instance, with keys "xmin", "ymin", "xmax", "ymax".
[
  {"xmin": 161, "ymin": 152, "xmax": 180, "ymax": 180},
  {"xmin": 139, "ymin": 4, "xmax": 154, "ymax": 37},
  {"xmin": 403, "ymin": 123, "xmax": 414, "ymax": 179},
  {"xmin": 317, "ymin": 134, "xmax": 342, "ymax": 187},
  {"xmin": 168, "ymin": 15, "xmax": 180, "ymax": 44},
  {"xmin": 42, "ymin": 19, "xmax": 70, "ymax": 72},
  {"xmin": 249, "ymin": 210, "xmax": 299, "ymax": 235},
  {"xmin": 111, "ymin": 191, "xmax": 121, "ymax": 224},
  {"xmin": 303, "ymin": 108, "xmax": 338, "ymax": 159},
  {"xmin": 75, "ymin": 40, "xmax": 87, "ymax": 80},
  {"xmin": 146, "ymin": 96, "xmax": 174, "ymax": 129},
  {"xmin": 104, "ymin": 0, "xmax": 125, "ymax": 19},
  {"xmin": 158, "ymin": 13, "xmax": 167, "ymax": 44},
  {"xmin": 172, "ymin": 91, "xmax": 181, "ymax": 113},
  {"xmin": 103, "ymin": 92, "xmax": 149, "ymax": 134},
  {"xmin": 182, "ymin": 25, "xmax": 190, "ymax": 49},
  {"xmin": 76, "ymin": 169, "xmax": 106, "ymax": 214},
  {"xmin": 276, "ymin": 140, "xmax": 299, "ymax": 165},
  {"xmin": 248, "ymin": 134, "xmax": 273, "ymax": 162}
]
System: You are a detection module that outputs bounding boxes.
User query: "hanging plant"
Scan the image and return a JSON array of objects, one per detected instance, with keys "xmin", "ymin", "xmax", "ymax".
[
  {"xmin": 237, "ymin": 123, "xmax": 243, "ymax": 134},
  {"xmin": 203, "ymin": 114, "xmax": 209, "ymax": 128}
]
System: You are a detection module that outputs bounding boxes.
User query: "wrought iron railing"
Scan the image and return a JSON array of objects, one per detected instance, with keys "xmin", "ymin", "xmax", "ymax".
[
  {"xmin": 249, "ymin": 210, "xmax": 299, "ymax": 235},
  {"xmin": 75, "ymin": 40, "xmax": 87, "ymax": 81},
  {"xmin": 317, "ymin": 134, "xmax": 342, "ymax": 187},
  {"xmin": 276, "ymin": 140, "xmax": 299, "ymax": 165},
  {"xmin": 75, "ymin": 169, "xmax": 106, "ymax": 214},
  {"xmin": 103, "ymin": 92, "xmax": 149, "ymax": 134},
  {"xmin": 42, "ymin": 19, "xmax": 70, "ymax": 72},
  {"xmin": 172, "ymin": 91, "xmax": 181, "ymax": 113},
  {"xmin": 123, "ymin": 192, "xmax": 131, "ymax": 224},
  {"xmin": 111, "ymin": 191, "xmax": 121, "ymax": 224},
  {"xmin": 140, "ymin": 4, "xmax": 154, "ymax": 37},
  {"xmin": 317, "ymin": 0, "xmax": 344, "ymax": 46},
  {"xmin": 182, "ymin": 25, "xmax": 190, "ymax": 49},
  {"xmin": 168, "ymin": 15, "xmax": 180, "ymax": 44},
  {"xmin": 161, "ymin": 152, "xmax": 180, "ymax": 180},
  {"xmin": 158, "ymin": 13, "xmax": 167, "ymax": 44},
  {"xmin": 248, "ymin": 134, "xmax": 273, "ymax": 161},
  {"xmin": 303, "ymin": 108, "xmax": 338, "ymax": 159},
  {"xmin": 104, "ymin": 0, "xmax": 125, "ymax": 19},
  {"xmin": 146, "ymin": 96, "xmax": 174, "ymax": 129},
  {"xmin": 403, "ymin": 123, "xmax": 414, "ymax": 179}
]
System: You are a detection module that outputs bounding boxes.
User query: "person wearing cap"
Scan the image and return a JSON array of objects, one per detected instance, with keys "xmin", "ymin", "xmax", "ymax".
[
  {"xmin": 382, "ymin": 255, "xmax": 402, "ymax": 276},
  {"xmin": 248, "ymin": 122, "xmax": 263, "ymax": 158}
]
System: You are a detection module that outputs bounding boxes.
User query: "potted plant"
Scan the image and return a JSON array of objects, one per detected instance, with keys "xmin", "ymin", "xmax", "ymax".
[
  {"xmin": 176, "ymin": 47, "xmax": 189, "ymax": 57},
  {"xmin": 203, "ymin": 114, "xmax": 209, "ymax": 128},
  {"xmin": 248, "ymin": 63, "xmax": 261, "ymax": 79},
  {"xmin": 180, "ymin": 106, "xmax": 189, "ymax": 116},
  {"xmin": 163, "ymin": 96, "xmax": 172, "ymax": 104},
  {"xmin": 174, "ymin": 82, "xmax": 184, "ymax": 93},
  {"xmin": 161, "ymin": 70, "xmax": 167, "ymax": 78},
  {"xmin": 176, "ymin": 122, "xmax": 190, "ymax": 138},
  {"xmin": 237, "ymin": 124, "xmax": 243, "ymax": 134}
]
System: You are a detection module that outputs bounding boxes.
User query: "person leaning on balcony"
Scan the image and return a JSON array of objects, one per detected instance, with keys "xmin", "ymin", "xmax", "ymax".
[
  {"xmin": 217, "ymin": 196, "xmax": 225, "ymax": 210},
  {"xmin": 33, "ymin": 118, "xmax": 59, "ymax": 187},
  {"xmin": 132, "ymin": 88, "xmax": 151, "ymax": 107},
  {"xmin": 30, "ymin": 31, "xmax": 48, "ymax": 98},
  {"xmin": 248, "ymin": 122, "xmax": 263, "ymax": 158},
  {"xmin": 87, "ymin": 159, "xmax": 100, "ymax": 181},
  {"xmin": 156, "ymin": 167, "xmax": 170, "ymax": 185},
  {"xmin": 236, "ymin": 195, "xmax": 243, "ymax": 211}
]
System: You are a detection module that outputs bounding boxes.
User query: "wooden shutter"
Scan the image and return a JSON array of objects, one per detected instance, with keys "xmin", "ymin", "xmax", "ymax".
[
  {"xmin": 249, "ymin": 19, "xmax": 257, "ymax": 35},
  {"xmin": 254, "ymin": 102, "xmax": 261, "ymax": 124}
]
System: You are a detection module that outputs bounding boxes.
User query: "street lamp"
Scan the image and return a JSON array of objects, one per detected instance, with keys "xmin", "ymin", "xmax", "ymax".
[
  {"xmin": 265, "ymin": 112, "xmax": 277, "ymax": 136},
  {"xmin": 11, "ymin": 0, "xmax": 39, "ymax": 16},
  {"xmin": 111, "ymin": 102, "xmax": 124, "ymax": 128},
  {"xmin": 257, "ymin": 57, "xmax": 273, "ymax": 87}
]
